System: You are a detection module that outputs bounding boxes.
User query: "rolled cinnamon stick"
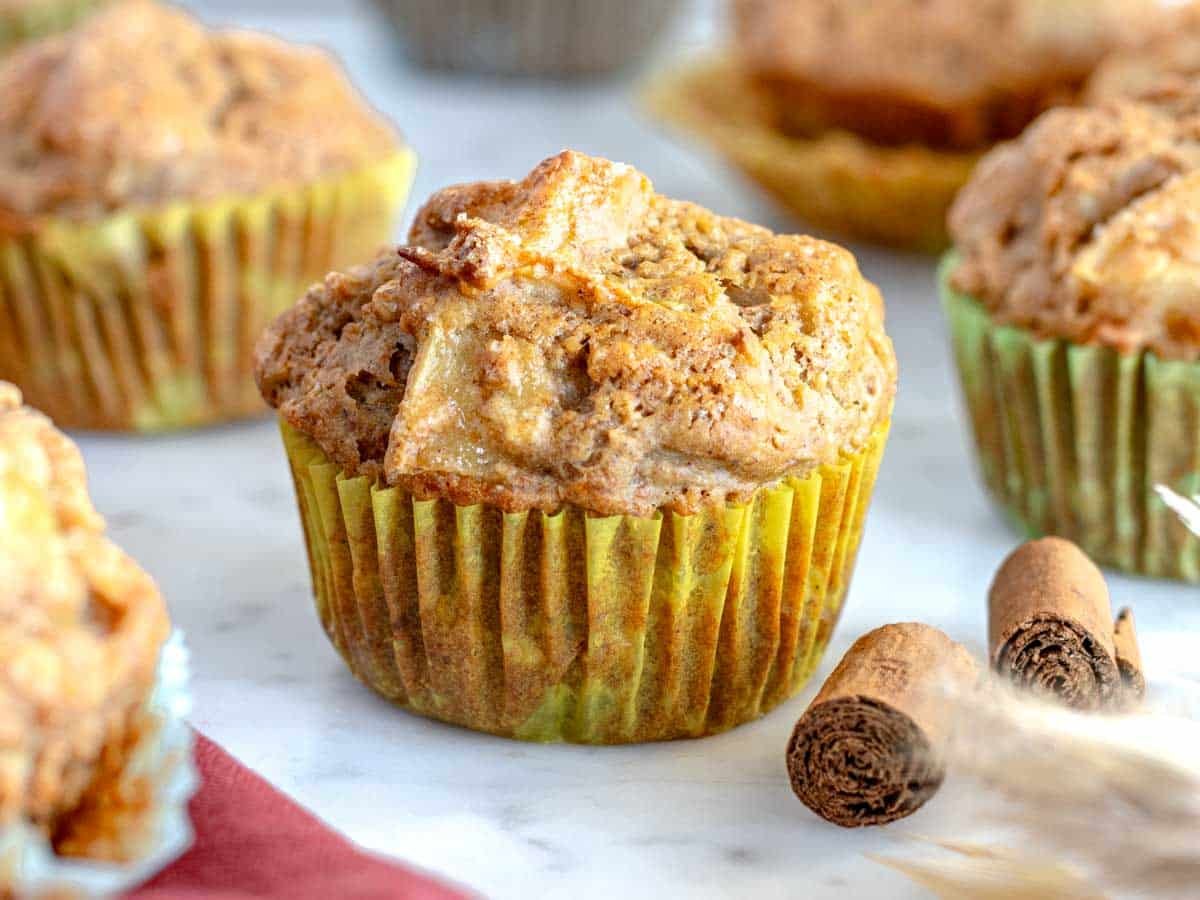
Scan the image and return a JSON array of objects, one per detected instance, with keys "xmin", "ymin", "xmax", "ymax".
[
  {"xmin": 1113, "ymin": 607, "xmax": 1146, "ymax": 707},
  {"xmin": 786, "ymin": 623, "xmax": 979, "ymax": 828},
  {"xmin": 988, "ymin": 538, "xmax": 1119, "ymax": 711}
]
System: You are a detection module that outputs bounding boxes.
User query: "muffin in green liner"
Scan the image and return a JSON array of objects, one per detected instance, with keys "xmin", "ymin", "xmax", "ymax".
[
  {"xmin": 0, "ymin": 0, "xmax": 104, "ymax": 54},
  {"xmin": 942, "ymin": 260, "xmax": 1200, "ymax": 582},
  {"xmin": 943, "ymin": 96, "xmax": 1200, "ymax": 581},
  {"xmin": 0, "ymin": 1, "xmax": 412, "ymax": 431},
  {"xmin": 257, "ymin": 151, "xmax": 897, "ymax": 743}
]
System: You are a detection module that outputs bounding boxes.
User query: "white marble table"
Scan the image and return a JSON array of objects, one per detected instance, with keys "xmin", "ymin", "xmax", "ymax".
[{"xmin": 74, "ymin": 3, "xmax": 1199, "ymax": 898}]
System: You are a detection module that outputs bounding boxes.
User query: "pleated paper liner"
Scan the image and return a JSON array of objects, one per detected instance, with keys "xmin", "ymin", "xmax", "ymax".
[
  {"xmin": 1, "ymin": 633, "xmax": 196, "ymax": 897},
  {"xmin": 280, "ymin": 420, "xmax": 890, "ymax": 744},
  {"xmin": 0, "ymin": 0, "xmax": 103, "ymax": 54},
  {"xmin": 0, "ymin": 150, "xmax": 415, "ymax": 432},
  {"xmin": 643, "ymin": 57, "xmax": 979, "ymax": 253},
  {"xmin": 941, "ymin": 255, "xmax": 1200, "ymax": 582}
]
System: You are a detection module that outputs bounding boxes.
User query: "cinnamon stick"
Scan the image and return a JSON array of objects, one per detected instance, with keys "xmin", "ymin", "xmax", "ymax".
[
  {"xmin": 1113, "ymin": 607, "xmax": 1146, "ymax": 708},
  {"xmin": 786, "ymin": 623, "xmax": 979, "ymax": 828},
  {"xmin": 988, "ymin": 538, "xmax": 1119, "ymax": 711}
]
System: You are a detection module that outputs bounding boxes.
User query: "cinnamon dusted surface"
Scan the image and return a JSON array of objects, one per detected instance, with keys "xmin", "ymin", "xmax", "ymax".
[
  {"xmin": 256, "ymin": 150, "xmax": 896, "ymax": 518},
  {"xmin": 733, "ymin": 0, "xmax": 1151, "ymax": 149},
  {"xmin": 0, "ymin": 0, "xmax": 398, "ymax": 225},
  {"xmin": 1085, "ymin": 2, "xmax": 1200, "ymax": 116},
  {"xmin": 949, "ymin": 103, "xmax": 1200, "ymax": 361},
  {"xmin": 0, "ymin": 383, "xmax": 168, "ymax": 840}
]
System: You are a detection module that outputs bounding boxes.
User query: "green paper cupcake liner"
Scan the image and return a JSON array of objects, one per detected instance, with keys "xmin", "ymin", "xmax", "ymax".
[
  {"xmin": 280, "ymin": 420, "xmax": 891, "ymax": 743},
  {"xmin": 941, "ymin": 255, "xmax": 1200, "ymax": 582},
  {"xmin": 0, "ymin": 0, "xmax": 104, "ymax": 54},
  {"xmin": 0, "ymin": 151, "xmax": 415, "ymax": 432}
]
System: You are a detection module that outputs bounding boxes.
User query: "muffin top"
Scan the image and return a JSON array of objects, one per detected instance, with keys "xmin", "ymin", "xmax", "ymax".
[
  {"xmin": 734, "ymin": 0, "xmax": 1149, "ymax": 108},
  {"xmin": 0, "ymin": 382, "xmax": 168, "ymax": 829},
  {"xmin": 949, "ymin": 102, "xmax": 1200, "ymax": 361},
  {"xmin": 257, "ymin": 151, "xmax": 896, "ymax": 518},
  {"xmin": 0, "ymin": 0, "xmax": 399, "ymax": 224},
  {"xmin": 1085, "ymin": 3, "xmax": 1200, "ymax": 116}
]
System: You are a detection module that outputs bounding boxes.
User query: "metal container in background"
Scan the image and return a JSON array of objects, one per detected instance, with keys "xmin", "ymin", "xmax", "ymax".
[{"xmin": 374, "ymin": 0, "xmax": 683, "ymax": 76}]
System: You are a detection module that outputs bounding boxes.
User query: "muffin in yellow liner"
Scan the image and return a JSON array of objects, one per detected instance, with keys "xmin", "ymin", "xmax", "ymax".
[
  {"xmin": 0, "ymin": 0, "xmax": 104, "ymax": 55},
  {"xmin": 257, "ymin": 151, "xmax": 897, "ymax": 743},
  {"xmin": 648, "ymin": 0, "xmax": 1158, "ymax": 252},
  {"xmin": 0, "ymin": 1, "xmax": 414, "ymax": 432},
  {"xmin": 645, "ymin": 57, "xmax": 978, "ymax": 254},
  {"xmin": 944, "ymin": 99, "xmax": 1200, "ymax": 582}
]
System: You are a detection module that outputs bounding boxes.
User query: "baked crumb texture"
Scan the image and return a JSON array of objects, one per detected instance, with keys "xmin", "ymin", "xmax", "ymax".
[
  {"xmin": 734, "ymin": 0, "xmax": 1152, "ymax": 150},
  {"xmin": 0, "ymin": 383, "xmax": 168, "ymax": 848},
  {"xmin": 258, "ymin": 150, "xmax": 896, "ymax": 519},
  {"xmin": 945, "ymin": 34, "xmax": 1200, "ymax": 581},
  {"xmin": 0, "ymin": 0, "xmax": 412, "ymax": 431},
  {"xmin": 0, "ymin": 0, "xmax": 398, "ymax": 223},
  {"xmin": 950, "ymin": 102, "xmax": 1200, "ymax": 361}
]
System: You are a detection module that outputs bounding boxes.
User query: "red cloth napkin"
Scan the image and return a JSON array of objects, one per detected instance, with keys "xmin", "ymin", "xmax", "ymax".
[{"xmin": 131, "ymin": 734, "xmax": 470, "ymax": 900}]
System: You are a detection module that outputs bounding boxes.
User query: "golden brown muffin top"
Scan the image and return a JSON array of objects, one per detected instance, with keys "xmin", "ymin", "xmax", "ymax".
[
  {"xmin": 1085, "ymin": 2, "xmax": 1200, "ymax": 116},
  {"xmin": 0, "ymin": 383, "xmax": 169, "ymax": 830},
  {"xmin": 949, "ymin": 102, "xmax": 1200, "ymax": 361},
  {"xmin": 734, "ymin": 0, "xmax": 1150, "ymax": 108},
  {"xmin": 0, "ymin": 0, "xmax": 399, "ymax": 224},
  {"xmin": 257, "ymin": 151, "xmax": 897, "ymax": 517}
]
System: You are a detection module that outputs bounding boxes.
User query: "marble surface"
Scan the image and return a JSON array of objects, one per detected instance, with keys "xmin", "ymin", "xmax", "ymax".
[{"xmin": 70, "ymin": 3, "xmax": 1200, "ymax": 898}]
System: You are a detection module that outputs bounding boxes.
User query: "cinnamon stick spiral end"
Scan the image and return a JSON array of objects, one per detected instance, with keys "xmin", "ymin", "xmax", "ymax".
[
  {"xmin": 785, "ymin": 623, "xmax": 978, "ymax": 828},
  {"xmin": 988, "ymin": 538, "xmax": 1120, "ymax": 711},
  {"xmin": 786, "ymin": 697, "xmax": 942, "ymax": 827}
]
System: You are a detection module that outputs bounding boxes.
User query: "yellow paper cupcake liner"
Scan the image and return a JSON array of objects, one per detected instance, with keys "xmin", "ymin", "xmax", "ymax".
[
  {"xmin": 0, "ymin": 0, "xmax": 103, "ymax": 53},
  {"xmin": 644, "ymin": 57, "xmax": 979, "ymax": 254},
  {"xmin": 0, "ymin": 151, "xmax": 416, "ymax": 432},
  {"xmin": 941, "ymin": 254, "xmax": 1200, "ymax": 582},
  {"xmin": 280, "ymin": 419, "xmax": 890, "ymax": 743}
]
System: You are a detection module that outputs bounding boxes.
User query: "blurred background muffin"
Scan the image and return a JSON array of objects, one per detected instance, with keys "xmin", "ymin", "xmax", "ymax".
[
  {"xmin": 372, "ymin": 0, "xmax": 683, "ymax": 76},
  {"xmin": 943, "ymin": 97, "xmax": 1200, "ymax": 582},
  {"xmin": 0, "ymin": 381, "xmax": 172, "ymax": 867},
  {"xmin": 256, "ymin": 150, "xmax": 896, "ymax": 743},
  {"xmin": 0, "ymin": 0, "xmax": 105, "ymax": 55},
  {"xmin": 0, "ymin": 0, "xmax": 415, "ymax": 432},
  {"xmin": 649, "ymin": 0, "xmax": 1163, "ymax": 252}
]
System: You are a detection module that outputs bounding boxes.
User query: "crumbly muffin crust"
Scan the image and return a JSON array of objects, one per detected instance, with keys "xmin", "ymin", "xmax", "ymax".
[
  {"xmin": 1085, "ymin": 2, "xmax": 1200, "ymax": 117},
  {"xmin": 0, "ymin": 0, "xmax": 398, "ymax": 224},
  {"xmin": 735, "ymin": 0, "xmax": 1151, "ymax": 149},
  {"xmin": 0, "ymin": 383, "xmax": 168, "ymax": 836},
  {"xmin": 257, "ymin": 151, "xmax": 896, "ymax": 517},
  {"xmin": 949, "ymin": 103, "xmax": 1200, "ymax": 361}
]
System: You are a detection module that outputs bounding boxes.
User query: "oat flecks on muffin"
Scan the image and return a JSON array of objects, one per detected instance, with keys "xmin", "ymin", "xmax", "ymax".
[
  {"xmin": 0, "ymin": 383, "xmax": 168, "ymax": 835},
  {"xmin": 734, "ymin": 0, "xmax": 1151, "ymax": 149},
  {"xmin": 949, "ymin": 103, "xmax": 1200, "ymax": 361},
  {"xmin": 0, "ymin": 0, "xmax": 399, "ymax": 222},
  {"xmin": 257, "ymin": 151, "xmax": 897, "ymax": 518}
]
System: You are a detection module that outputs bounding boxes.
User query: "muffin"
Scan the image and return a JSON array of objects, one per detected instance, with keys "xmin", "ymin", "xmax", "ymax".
[
  {"xmin": 649, "ymin": 0, "xmax": 1154, "ymax": 251},
  {"xmin": 0, "ymin": 0, "xmax": 415, "ymax": 432},
  {"xmin": 373, "ymin": 0, "xmax": 682, "ymax": 76},
  {"xmin": 256, "ymin": 150, "xmax": 897, "ymax": 743},
  {"xmin": 0, "ymin": 382, "xmax": 171, "ymax": 871},
  {"xmin": 0, "ymin": 0, "xmax": 104, "ymax": 55},
  {"xmin": 944, "ymin": 101, "xmax": 1200, "ymax": 582}
]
